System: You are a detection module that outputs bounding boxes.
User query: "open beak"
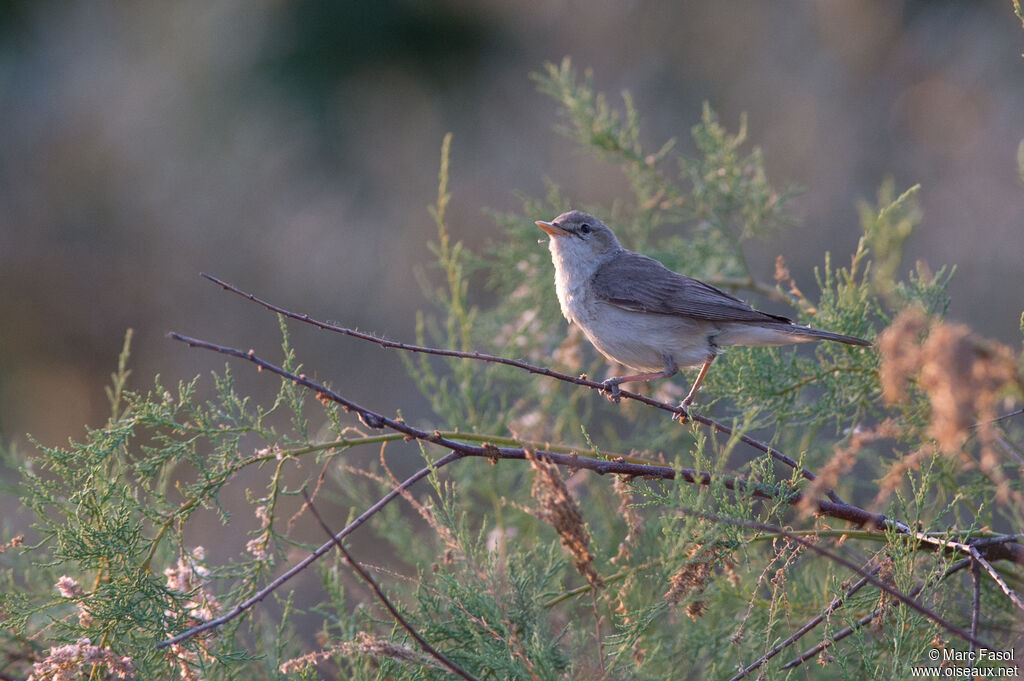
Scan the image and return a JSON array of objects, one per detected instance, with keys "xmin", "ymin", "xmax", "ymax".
[{"xmin": 536, "ymin": 220, "xmax": 569, "ymax": 237}]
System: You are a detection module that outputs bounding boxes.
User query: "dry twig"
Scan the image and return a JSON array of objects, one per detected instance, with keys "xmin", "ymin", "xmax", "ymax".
[
  {"xmin": 301, "ymin": 490, "xmax": 479, "ymax": 681},
  {"xmin": 728, "ymin": 562, "xmax": 881, "ymax": 680},
  {"xmin": 199, "ymin": 273, "xmax": 847, "ymax": 504},
  {"xmin": 158, "ymin": 330, "xmax": 1024, "ymax": 650},
  {"xmin": 781, "ymin": 559, "xmax": 973, "ymax": 670},
  {"xmin": 156, "ymin": 449, "xmax": 462, "ymax": 650},
  {"xmin": 677, "ymin": 511, "xmax": 993, "ymax": 651},
  {"xmin": 157, "ymin": 274, "xmax": 1024, "ymax": 659}
]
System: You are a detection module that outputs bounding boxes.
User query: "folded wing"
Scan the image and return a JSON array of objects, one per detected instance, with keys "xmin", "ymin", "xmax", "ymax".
[{"xmin": 591, "ymin": 251, "xmax": 792, "ymax": 324}]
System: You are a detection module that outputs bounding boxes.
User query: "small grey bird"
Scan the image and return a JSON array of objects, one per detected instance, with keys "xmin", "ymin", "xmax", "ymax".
[{"xmin": 536, "ymin": 210, "xmax": 871, "ymax": 416}]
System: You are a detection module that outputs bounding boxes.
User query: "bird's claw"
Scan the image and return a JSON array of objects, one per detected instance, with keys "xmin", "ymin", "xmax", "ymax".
[
  {"xmin": 359, "ymin": 411, "xmax": 386, "ymax": 429},
  {"xmin": 674, "ymin": 399, "xmax": 693, "ymax": 424},
  {"xmin": 599, "ymin": 379, "xmax": 622, "ymax": 403}
]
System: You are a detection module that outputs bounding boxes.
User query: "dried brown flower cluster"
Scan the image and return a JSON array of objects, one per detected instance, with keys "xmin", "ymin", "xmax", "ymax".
[
  {"xmin": 0, "ymin": 534, "xmax": 23, "ymax": 553},
  {"xmin": 871, "ymin": 553, "xmax": 898, "ymax": 632},
  {"xmin": 879, "ymin": 307, "xmax": 1018, "ymax": 454},
  {"xmin": 665, "ymin": 545, "xmax": 724, "ymax": 621},
  {"xmin": 526, "ymin": 449, "xmax": 602, "ymax": 587},
  {"xmin": 878, "ymin": 307, "xmax": 1022, "ymax": 503}
]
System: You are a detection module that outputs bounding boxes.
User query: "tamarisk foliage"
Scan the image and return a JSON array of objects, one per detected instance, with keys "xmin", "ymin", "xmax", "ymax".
[{"xmin": 2, "ymin": 59, "xmax": 1023, "ymax": 680}]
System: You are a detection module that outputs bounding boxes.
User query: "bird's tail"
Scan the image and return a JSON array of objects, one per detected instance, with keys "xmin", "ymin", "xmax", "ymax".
[{"xmin": 783, "ymin": 324, "xmax": 872, "ymax": 346}]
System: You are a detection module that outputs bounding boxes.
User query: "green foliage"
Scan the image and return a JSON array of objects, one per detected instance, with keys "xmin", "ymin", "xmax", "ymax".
[
  {"xmin": 859, "ymin": 179, "xmax": 921, "ymax": 300},
  {"xmin": 3, "ymin": 57, "xmax": 1023, "ymax": 681},
  {"xmin": 400, "ymin": 57, "xmax": 1024, "ymax": 680},
  {"xmin": 0, "ymin": 322, "xmax": 386, "ymax": 678}
]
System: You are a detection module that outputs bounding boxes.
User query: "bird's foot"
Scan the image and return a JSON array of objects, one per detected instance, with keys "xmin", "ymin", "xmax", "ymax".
[
  {"xmin": 599, "ymin": 378, "xmax": 622, "ymax": 403},
  {"xmin": 674, "ymin": 397, "xmax": 695, "ymax": 424},
  {"xmin": 359, "ymin": 411, "xmax": 386, "ymax": 429}
]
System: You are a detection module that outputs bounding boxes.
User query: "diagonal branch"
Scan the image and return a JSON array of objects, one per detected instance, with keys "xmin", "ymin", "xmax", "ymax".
[
  {"xmin": 970, "ymin": 558, "xmax": 982, "ymax": 658},
  {"xmin": 914, "ymin": 532, "xmax": 1024, "ymax": 613},
  {"xmin": 727, "ymin": 563, "xmax": 882, "ymax": 681},
  {"xmin": 199, "ymin": 273, "xmax": 847, "ymax": 505},
  {"xmin": 301, "ymin": 490, "xmax": 479, "ymax": 681},
  {"xmin": 165, "ymin": 333, "xmax": 893, "ymax": 529},
  {"xmin": 169, "ymin": 333, "xmax": 677, "ymax": 479},
  {"xmin": 161, "ymin": 331, "xmax": 1024, "ymax": 651},
  {"xmin": 157, "ymin": 449, "xmax": 463, "ymax": 650},
  {"xmin": 167, "ymin": 331, "xmax": 1024, "ymax": 563},
  {"xmin": 969, "ymin": 406, "xmax": 1024, "ymax": 430},
  {"xmin": 679, "ymin": 511, "xmax": 993, "ymax": 651},
  {"xmin": 194, "ymin": 275, "xmax": 1024, "ymax": 567},
  {"xmin": 781, "ymin": 558, "xmax": 973, "ymax": 670}
]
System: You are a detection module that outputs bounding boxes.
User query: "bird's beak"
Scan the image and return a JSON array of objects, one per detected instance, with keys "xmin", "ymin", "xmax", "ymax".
[{"xmin": 536, "ymin": 220, "xmax": 569, "ymax": 237}]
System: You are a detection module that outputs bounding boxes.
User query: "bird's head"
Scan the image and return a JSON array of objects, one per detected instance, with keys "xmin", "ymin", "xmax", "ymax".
[{"xmin": 536, "ymin": 210, "xmax": 622, "ymax": 273}]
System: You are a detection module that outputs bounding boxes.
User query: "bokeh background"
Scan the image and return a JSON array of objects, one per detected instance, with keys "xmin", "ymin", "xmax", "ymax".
[{"xmin": 2, "ymin": 0, "xmax": 1022, "ymax": 454}]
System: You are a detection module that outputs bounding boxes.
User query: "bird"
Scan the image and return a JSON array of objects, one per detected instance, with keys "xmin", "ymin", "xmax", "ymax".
[{"xmin": 535, "ymin": 210, "xmax": 871, "ymax": 418}]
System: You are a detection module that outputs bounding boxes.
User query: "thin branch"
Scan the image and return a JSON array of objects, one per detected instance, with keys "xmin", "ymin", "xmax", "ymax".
[
  {"xmin": 166, "ymin": 333, "xmax": 899, "ymax": 531},
  {"xmin": 167, "ymin": 331, "xmax": 1024, "ymax": 565},
  {"xmin": 995, "ymin": 435, "xmax": 1024, "ymax": 466},
  {"xmin": 973, "ymin": 533, "xmax": 1024, "ymax": 546},
  {"xmin": 970, "ymin": 558, "xmax": 982, "ymax": 658},
  {"xmin": 680, "ymin": 511, "xmax": 993, "ymax": 651},
  {"xmin": 727, "ymin": 564, "xmax": 881, "ymax": 681},
  {"xmin": 168, "ymin": 333, "xmax": 677, "ymax": 479},
  {"xmin": 156, "ymin": 450, "xmax": 463, "ymax": 650},
  {"xmin": 968, "ymin": 547, "xmax": 1023, "ymax": 611},
  {"xmin": 781, "ymin": 558, "xmax": 973, "ymax": 670},
  {"xmin": 913, "ymin": 532, "xmax": 1024, "ymax": 612},
  {"xmin": 198, "ymin": 273, "xmax": 847, "ymax": 505},
  {"xmin": 969, "ymin": 406, "xmax": 1024, "ymax": 430},
  {"xmin": 774, "ymin": 532, "xmax": 1024, "ymax": 672},
  {"xmin": 301, "ymin": 490, "xmax": 479, "ymax": 681},
  {"xmin": 161, "ymin": 331, "xmax": 1024, "ymax": 651}
]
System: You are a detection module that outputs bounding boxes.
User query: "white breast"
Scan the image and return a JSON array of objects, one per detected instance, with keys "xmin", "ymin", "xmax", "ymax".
[{"xmin": 548, "ymin": 237, "xmax": 720, "ymax": 373}]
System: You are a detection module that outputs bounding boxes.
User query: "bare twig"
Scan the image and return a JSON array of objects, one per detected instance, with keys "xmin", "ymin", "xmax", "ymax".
[
  {"xmin": 161, "ymin": 330, "xmax": 1024, "ymax": 651},
  {"xmin": 301, "ymin": 490, "xmax": 479, "ymax": 681},
  {"xmin": 166, "ymin": 331, "xmax": 1024, "ymax": 564},
  {"xmin": 776, "ymin": 534, "xmax": 1024, "ymax": 672},
  {"xmin": 969, "ymin": 406, "xmax": 1024, "ymax": 430},
  {"xmin": 156, "ymin": 450, "xmax": 462, "ymax": 650},
  {"xmin": 970, "ymin": 558, "xmax": 982, "ymax": 658},
  {"xmin": 969, "ymin": 547, "xmax": 1023, "ymax": 611},
  {"xmin": 781, "ymin": 558, "xmax": 973, "ymax": 670},
  {"xmin": 680, "ymin": 511, "xmax": 992, "ymax": 651},
  {"xmin": 914, "ymin": 532, "xmax": 1024, "ymax": 612},
  {"xmin": 198, "ymin": 273, "xmax": 847, "ymax": 504},
  {"xmin": 165, "ymin": 332, "xmax": 903, "ymax": 532},
  {"xmin": 727, "ymin": 564, "xmax": 881, "ymax": 681},
  {"xmin": 168, "ymin": 333, "xmax": 677, "ymax": 479}
]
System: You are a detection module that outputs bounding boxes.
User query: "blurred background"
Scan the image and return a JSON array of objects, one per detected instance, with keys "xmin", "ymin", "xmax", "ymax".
[{"xmin": 1, "ymin": 0, "xmax": 1022, "ymax": 453}]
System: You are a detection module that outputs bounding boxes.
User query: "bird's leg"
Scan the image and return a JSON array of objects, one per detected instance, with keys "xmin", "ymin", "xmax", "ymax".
[
  {"xmin": 676, "ymin": 356, "xmax": 716, "ymax": 423},
  {"xmin": 600, "ymin": 356, "xmax": 679, "ymax": 403}
]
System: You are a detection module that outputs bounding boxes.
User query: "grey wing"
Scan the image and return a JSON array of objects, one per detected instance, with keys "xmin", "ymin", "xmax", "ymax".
[{"xmin": 591, "ymin": 251, "xmax": 792, "ymax": 324}]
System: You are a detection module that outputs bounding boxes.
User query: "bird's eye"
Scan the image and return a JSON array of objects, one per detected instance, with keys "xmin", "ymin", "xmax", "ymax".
[{"xmin": 579, "ymin": 224, "xmax": 591, "ymax": 235}]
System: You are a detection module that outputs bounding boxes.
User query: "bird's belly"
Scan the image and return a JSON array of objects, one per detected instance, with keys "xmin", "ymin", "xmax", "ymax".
[{"xmin": 572, "ymin": 301, "xmax": 714, "ymax": 371}]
